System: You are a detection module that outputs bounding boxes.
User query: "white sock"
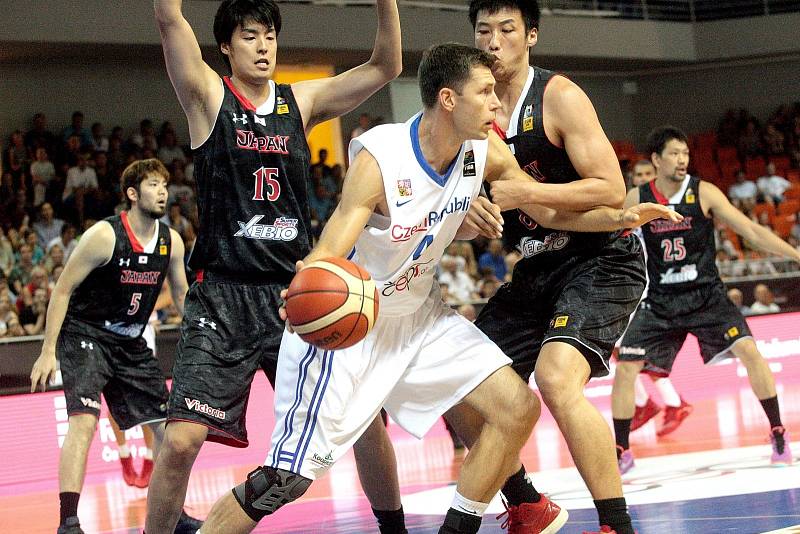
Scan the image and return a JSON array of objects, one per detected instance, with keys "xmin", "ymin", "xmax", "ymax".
[
  {"xmin": 634, "ymin": 375, "xmax": 649, "ymax": 407},
  {"xmin": 118, "ymin": 444, "xmax": 130, "ymax": 458},
  {"xmin": 450, "ymin": 491, "xmax": 489, "ymax": 517},
  {"xmin": 655, "ymin": 378, "xmax": 681, "ymax": 407},
  {"xmin": 144, "ymin": 448, "xmax": 154, "ymax": 460}
]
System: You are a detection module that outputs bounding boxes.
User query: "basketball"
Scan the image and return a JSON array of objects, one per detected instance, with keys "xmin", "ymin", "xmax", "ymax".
[{"xmin": 285, "ymin": 257, "xmax": 379, "ymax": 350}]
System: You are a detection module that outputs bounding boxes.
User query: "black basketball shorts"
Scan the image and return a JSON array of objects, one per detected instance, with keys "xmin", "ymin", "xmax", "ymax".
[
  {"xmin": 618, "ymin": 283, "xmax": 753, "ymax": 376},
  {"xmin": 476, "ymin": 234, "xmax": 646, "ymax": 381},
  {"xmin": 59, "ymin": 321, "xmax": 168, "ymax": 430},
  {"xmin": 167, "ymin": 275, "xmax": 285, "ymax": 447}
]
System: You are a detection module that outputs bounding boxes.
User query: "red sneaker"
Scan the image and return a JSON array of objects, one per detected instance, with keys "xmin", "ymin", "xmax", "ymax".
[
  {"xmin": 135, "ymin": 458, "xmax": 154, "ymax": 488},
  {"xmin": 582, "ymin": 527, "xmax": 616, "ymax": 534},
  {"xmin": 630, "ymin": 398, "xmax": 661, "ymax": 431},
  {"xmin": 119, "ymin": 455, "xmax": 137, "ymax": 486},
  {"xmin": 657, "ymin": 398, "xmax": 693, "ymax": 436},
  {"xmin": 497, "ymin": 495, "xmax": 568, "ymax": 533}
]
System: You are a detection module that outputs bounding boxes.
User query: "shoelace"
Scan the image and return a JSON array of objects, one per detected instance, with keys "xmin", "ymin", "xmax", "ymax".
[{"xmin": 496, "ymin": 498, "xmax": 515, "ymax": 530}]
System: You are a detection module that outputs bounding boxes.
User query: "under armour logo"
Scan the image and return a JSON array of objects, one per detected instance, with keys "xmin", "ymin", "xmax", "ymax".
[
  {"xmin": 119, "ymin": 258, "xmax": 130, "ymax": 267},
  {"xmin": 199, "ymin": 318, "xmax": 217, "ymax": 330},
  {"xmin": 254, "ymin": 115, "xmax": 266, "ymax": 126},
  {"xmin": 80, "ymin": 341, "xmax": 94, "ymax": 350},
  {"xmin": 232, "ymin": 113, "xmax": 248, "ymax": 124}
]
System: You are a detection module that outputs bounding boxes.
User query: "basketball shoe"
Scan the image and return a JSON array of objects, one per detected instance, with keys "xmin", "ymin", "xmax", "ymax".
[
  {"xmin": 174, "ymin": 510, "xmax": 204, "ymax": 534},
  {"xmin": 657, "ymin": 398, "xmax": 692, "ymax": 436},
  {"xmin": 617, "ymin": 446, "xmax": 634, "ymax": 475},
  {"xmin": 135, "ymin": 458, "xmax": 154, "ymax": 488},
  {"xmin": 56, "ymin": 516, "xmax": 84, "ymax": 534},
  {"xmin": 497, "ymin": 495, "xmax": 568, "ymax": 533},
  {"xmin": 119, "ymin": 455, "xmax": 138, "ymax": 486},
  {"xmin": 630, "ymin": 399, "xmax": 661, "ymax": 431},
  {"xmin": 771, "ymin": 426, "xmax": 793, "ymax": 465}
]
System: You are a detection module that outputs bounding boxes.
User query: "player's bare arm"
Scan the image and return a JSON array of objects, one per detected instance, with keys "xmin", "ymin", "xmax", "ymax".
[
  {"xmin": 291, "ymin": 0, "xmax": 401, "ymax": 132},
  {"xmin": 489, "ymin": 77, "xmax": 625, "ymax": 211},
  {"xmin": 701, "ymin": 180, "xmax": 800, "ymax": 263},
  {"xmin": 154, "ymin": 0, "xmax": 223, "ymax": 145},
  {"xmin": 166, "ymin": 228, "xmax": 189, "ymax": 317},
  {"xmin": 30, "ymin": 222, "xmax": 116, "ymax": 392}
]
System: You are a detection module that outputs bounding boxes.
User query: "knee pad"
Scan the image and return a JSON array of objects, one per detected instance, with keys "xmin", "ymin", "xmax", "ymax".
[{"xmin": 232, "ymin": 466, "xmax": 312, "ymax": 522}]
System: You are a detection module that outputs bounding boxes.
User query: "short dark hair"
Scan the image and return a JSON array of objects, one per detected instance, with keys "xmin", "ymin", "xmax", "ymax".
[
  {"xmin": 469, "ymin": 0, "xmax": 540, "ymax": 31},
  {"xmin": 646, "ymin": 125, "xmax": 689, "ymax": 156},
  {"xmin": 418, "ymin": 43, "xmax": 496, "ymax": 109},
  {"xmin": 122, "ymin": 159, "xmax": 170, "ymax": 209},
  {"xmin": 214, "ymin": 0, "xmax": 282, "ymax": 71}
]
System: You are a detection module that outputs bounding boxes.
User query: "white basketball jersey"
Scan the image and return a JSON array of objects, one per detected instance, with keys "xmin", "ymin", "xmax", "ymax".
[{"xmin": 348, "ymin": 113, "xmax": 488, "ymax": 316}]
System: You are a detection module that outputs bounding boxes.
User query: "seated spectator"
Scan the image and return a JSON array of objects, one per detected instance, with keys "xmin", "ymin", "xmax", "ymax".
[
  {"xmin": 447, "ymin": 240, "xmax": 479, "ymax": 279},
  {"xmin": 5, "ymin": 130, "xmax": 31, "ymax": 186},
  {"xmin": 17, "ymin": 266, "xmax": 49, "ymax": 313},
  {"xmin": 738, "ymin": 119, "xmax": 763, "ymax": 159},
  {"xmin": 475, "ymin": 266, "xmax": 499, "ymax": 296},
  {"xmin": 350, "ymin": 113, "xmax": 372, "ymax": 140},
  {"xmin": 728, "ymin": 170, "xmax": 758, "ymax": 212},
  {"xmin": 727, "ymin": 287, "xmax": 750, "ymax": 316},
  {"xmin": 50, "ymin": 264, "xmax": 64, "ymax": 290},
  {"xmin": 24, "ymin": 112, "xmax": 57, "ymax": 156},
  {"xmin": 61, "ymin": 111, "xmax": 93, "ymax": 149},
  {"xmin": 8, "ymin": 243, "xmax": 36, "ymax": 295},
  {"xmin": 749, "ymin": 283, "xmax": 780, "ymax": 315},
  {"xmin": 0, "ymin": 229, "xmax": 13, "ymax": 277},
  {"xmin": 43, "ymin": 244, "xmax": 65, "ymax": 275},
  {"xmin": 33, "ymin": 202, "xmax": 64, "ymax": 248},
  {"xmin": 478, "ymin": 238, "xmax": 507, "ymax": 281},
  {"xmin": 18, "ymin": 287, "xmax": 47, "ymax": 335},
  {"xmin": 167, "ymin": 163, "xmax": 195, "ymax": 214},
  {"xmin": 47, "ymin": 223, "xmax": 78, "ymax": 262},
  {"xmin": 757, "ymin": 162, "xmax": 791, "ymax": 203},
  {"xmin": 763, "ymin": 123, "xmax": 785, "ymax": 157},
  {"xmin": 630, "ymin": 159, "xmax": 656, "ymax": 188},
  {"xmin": 63, "ymin": 153, "xmax": 99, "ymax": 224},
  {"xmin": 478, "ymin": 277, "xmax": 502, "ymax": 300},
  {"xmin": 157, "ymin": 130, "xmax": 186, "ymax": 166},
  {"xmin": 20, "ymin": 229, "xmax": 45, "ymax": 265},
  {"xmin": 90, "ymin": 122, "xmax": 109, "ymax": 153},
  {"xmin": 438, "ymin": 256, "xmax": 477, "ymax": 304},
  {"xmin": 310, "ymin": 148, "xmax": 332, "ymax": 179},
  {"xmin": 30, "ymin": 148, "xmax": 56, "ymax": 208},
  {"xmin": 0, "ymin": 303, "xmax": 25, "ymax": 338},
  {"xmin": 129, "ymin": 119, "xmax": 159, "ymax": 152},
  {"xmin": 308, "ymin": 165, "xmax": 338, "ymax": 223}
]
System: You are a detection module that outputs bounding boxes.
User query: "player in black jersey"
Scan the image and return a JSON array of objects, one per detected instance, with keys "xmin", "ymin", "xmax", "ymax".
[
  {"xmin": 29, "ymin": 159, "xmax": 192, "ymax": 534},
  {"xmin": 612, "ymin": 125, "xmax": 798, "ymax": 472},
  {"xmin": 146, "ymin": 1, "xmax": 402, "ymax": 532}
]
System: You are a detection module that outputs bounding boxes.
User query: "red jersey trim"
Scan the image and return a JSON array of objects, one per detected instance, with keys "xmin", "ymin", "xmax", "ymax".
[
  {"xmin": 492, "ymin": 120, "xmax": 507, "ymax": 140},
  {"xmin": 120, "ymin": 211, "xmax": 145, "ymax": 253},
  {"xmin": 648, "ymin": 181, "xmax": 670, "ymax": 205},
  {"xmin": 223, "ymin": 76, "xmax": 257, "ymax": 112},
  {"xmin": 196, "ymin": 269, "xmax": 205, "ymax": 283}
]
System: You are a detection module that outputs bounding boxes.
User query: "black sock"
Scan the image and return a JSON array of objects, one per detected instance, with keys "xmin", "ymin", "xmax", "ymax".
[
  {"xmin": 501, "ymin": 465, "xmax": 541, "ymax": 505},
  {"xmin": 373, "ymin": 506, "xmax": 407, "ymax": 534},
  {"xmin": 594, "ymin": 497, "xmax": 634, "ymax": 534},
  {"xmin": 613, "ymin": 418, "xmax": 632, "ymax": 452},
  {"xmin": 59, "ymin": 492, "xmax": 80, "ymax": 524},
  {"xmin": 760, "ymin": 396, "xmax": 783, "ymax": 429},
  {"xmin": 439, "ymin": 508, "xmax": 482, "ymax": 534}
]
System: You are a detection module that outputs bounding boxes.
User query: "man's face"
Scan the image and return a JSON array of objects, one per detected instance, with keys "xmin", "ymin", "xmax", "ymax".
[
  {"xmin": 20, "ymin": 246, "xmax": 33, "ymax": 265},
  {"xmin": 222, "ymin": 20, "xmax": 278, "ymax": 83},
  {"xmin": 132, "ymin": 173, "xmax": 169, "ymax": 219},
  {"xmin": 474, "ymin": 7, "xmax": 536, "ymax": 83},
  {"xmin": 41, "ymin": 203, "xmax": 53, "ymax": 221},
  {"xmin": 654, "ymin": 139, "xmax": 689, "ymax": 182},
  {"xmin": 632, "ymin": 163, "xmax": 656, "ymax": 186},
  {"xmin": 451, "ymin": 65, "xmax": 501, "ymax": 140}
]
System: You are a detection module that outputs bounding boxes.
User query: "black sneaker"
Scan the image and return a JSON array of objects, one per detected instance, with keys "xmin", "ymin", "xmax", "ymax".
[
  {"xmin": 57, "ymin": 516, "xmax": 84, "ymax": 534},
  {"xmin": 174, "ymin": 510, "xmax": 204, "ymax": 534}
]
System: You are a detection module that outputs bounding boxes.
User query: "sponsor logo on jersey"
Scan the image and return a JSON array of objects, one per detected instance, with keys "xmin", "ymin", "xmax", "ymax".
[
  {"xmin": 276, "ymin": 97, "xmax": 289, "ymax": 115},
  {"xmin": 685, "ymin": 188, "xmax": 696, "ymax": 204},
  {"xmin": 103, "ymin": 320, "xmax": 144, "ymax": 338},
  {"xmin": 726, "ymin": 326, "xmax": 740, "ymax": 339},
  {"xmin": 463, "ymin": 150, "xmax": 476, "ymax": 177},
  {"xmin": 522, "ymin": 160, "xmax": 547, "ymax": 182},
  {"xmin": 80, "ymin": 341, "xmax": 93, "ymax": 350},
  {"xmin": 397, "ymin": 179, "xmax": 413, "ymax": 197},
  {"xmin": 518, "ymin": 232, "xmax": 570, "ymax": 258},
  {"xmin": 159, "ymin": 245, "xmax": 168, "ymax": 255},
  {"xmin": 234, "ymin": 215, "xmax": 299, "ymax": 241},
  {"xmin": 235, "ymin": 130, "xmax": 290, "ymax": 154},
  {"xmin": 659, "ymin": 263, "xmax": 698, "ymax": 284},
  {"xmin": 232, "ymin": 113, "xmax": 248, "ymax": 124},
  {"xmin": 518, "ymin": 211, "xmax": 538, "ymax": 230},
  {"xmin": 120, "ymin": 270, "xmax": 161, "ymax": 285},
  {"xmin": 80, "ymin": 397, "xmax": 102, "ymax": 410},
  {"xmin": 523, "ymin": 105, "xmax": 534, "ymax": 131},
  {"xmin": 184, "ymin": 398, "xmax": 226, "ymax": 420},
  {"xmin": 381, "ymin": 259, "xmax": 435, "ymax": 296},
  {"xmin": 119, "ymin": 258, "xmax": 130, "ymax": 267},
  {"xmin": 553, "ymin": 315, "xmax": 569, "ymax": 328},
  {"xmin": 620, "ymin": 346, "xmax": 646, "ymax": 356},
  {"xmin": 310, "ymin": 451, "xmax": 335, "ymax": 468},
  {"xmin": 649, "ymin": 217, "xmax": 693, "ymax": 234},
  {"xmin": 138, "ymin": 256, "xmax": 148, "ymax": 264},
  {"xmin": 390, "ymin": 196, "xmax": 471, "ymax": 242}
]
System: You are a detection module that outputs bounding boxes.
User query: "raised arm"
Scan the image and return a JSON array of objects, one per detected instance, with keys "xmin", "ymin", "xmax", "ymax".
[
  {"xmin": 30, "ymin": 222, "xmax": 115, "ymax": 392},
  {"xmin": 701, "ymin": 181, "xmax": 800, "ymax": 262},
  {"xmin": 166, "ymin": 229, "xmax": 189, "ymax": 317},
  {"xmin": 154, "ymin": 0, "xmax": 222, "ymax": 145},
  {"xmin": 304, "ymin": 149, "xmax": 386, "ymax": 262},
  {"xmin": 291, "ymin": 0, "xmax": 402, "ymax": 132}
]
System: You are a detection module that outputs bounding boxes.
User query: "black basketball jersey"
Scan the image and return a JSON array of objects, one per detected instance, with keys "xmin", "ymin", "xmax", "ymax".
[
  {"xmin": 190, "ymin": 77, "xmax": 312, "ymax": 282},
  {"xmin": 639, "ymin": 175, "xmax": 720, "ymax": 300},
  {"xmin": 66, "ymin": 213, "xmax": 171, "ymax": 338},
  {"xmin": 496, "ymin": 67, "xmax": 620, "ymax": 266}
]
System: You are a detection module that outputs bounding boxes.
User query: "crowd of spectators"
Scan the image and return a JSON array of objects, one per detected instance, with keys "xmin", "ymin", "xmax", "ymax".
[{"xmin": 3, "ymin": 104, "xmax": 799, "ymax": 339}]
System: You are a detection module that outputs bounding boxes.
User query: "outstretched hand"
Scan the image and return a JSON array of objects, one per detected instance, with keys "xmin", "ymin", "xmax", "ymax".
[
  {"xmin": 462, "ymin": 196, "xmax": 504, "ymax": 239},
  {"xmin": 279, "ymin": 260, "xmax": 306, "ymax": 333},
  {"xmin": 30, "ymin": 352, "xmax": 58, "ymax": 393},
  {"xmin": 621, "ymin": 202, "xmax": 683, "ymax": 229}
]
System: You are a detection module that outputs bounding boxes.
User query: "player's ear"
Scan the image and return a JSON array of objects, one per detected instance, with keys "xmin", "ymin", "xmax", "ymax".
[
  {"xmin": 527, "ymin": 27, "xmax": 538, "ymax": 48},
  {"xmin": 439, "ymin": 88, "xmax": 456, "ymax": 112},
  {"xmin": 126, "ymin": 186, "xmax": 139, "ymax": 205}
]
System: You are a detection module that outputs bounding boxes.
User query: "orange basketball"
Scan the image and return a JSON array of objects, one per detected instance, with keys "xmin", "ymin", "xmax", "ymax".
[{"xmin": 285, "ymin": 257, "xmax": 379, "ymax": 350}]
